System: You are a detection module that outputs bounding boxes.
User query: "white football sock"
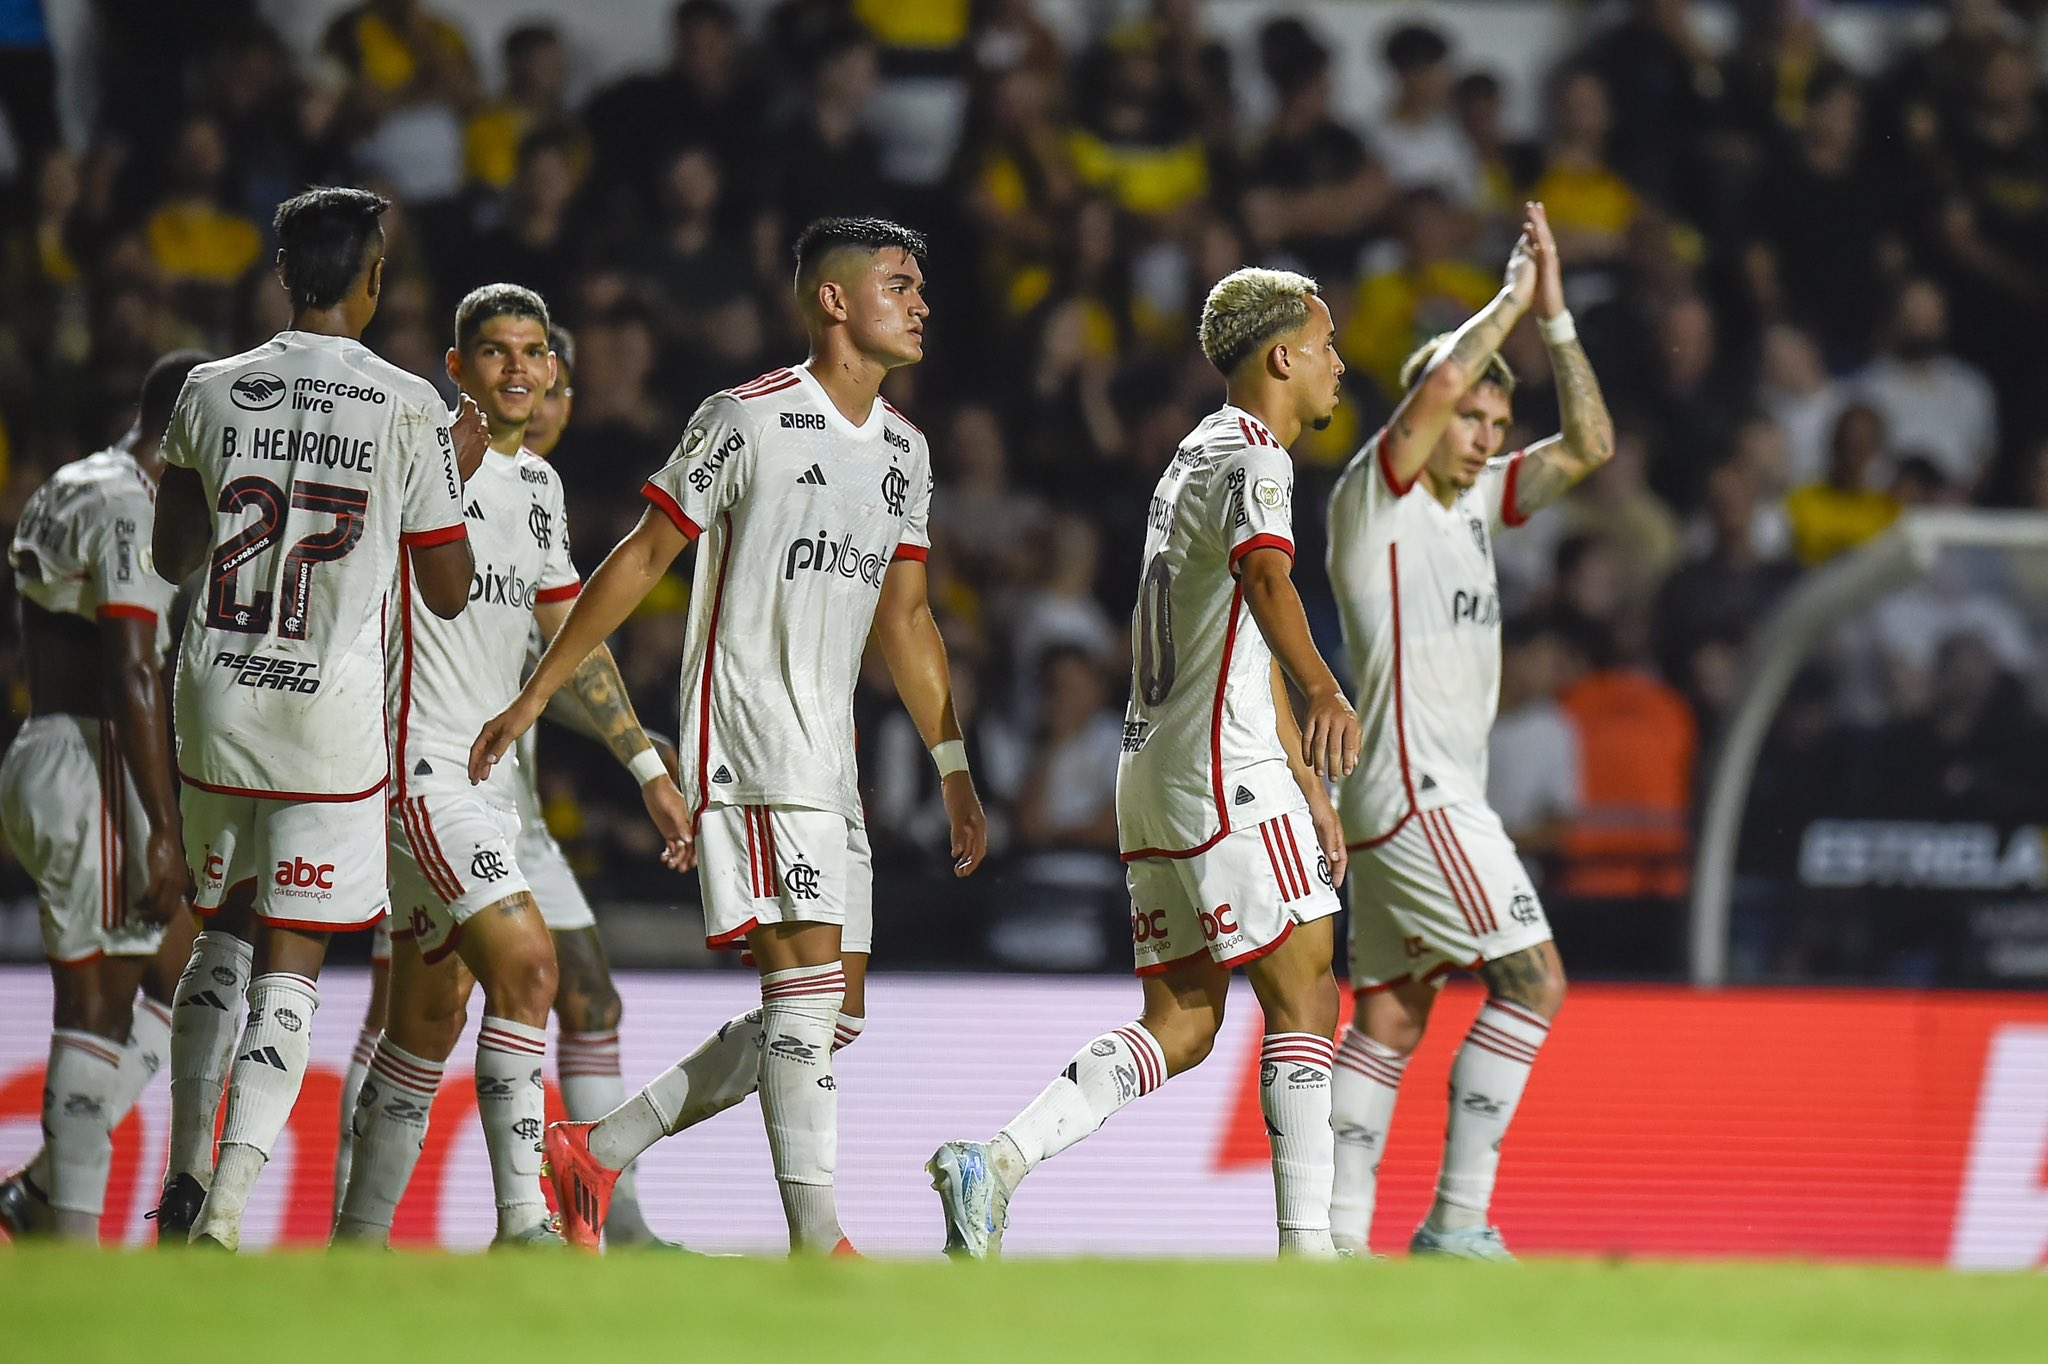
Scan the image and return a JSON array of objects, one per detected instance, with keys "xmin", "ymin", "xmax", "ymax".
[
  {"xmin": 559, "ymin": 1028, "xmax": 654, "ymax": 1237},
  {"xmin": 758, "ymin": 964, "xmax": 845, "ymax": 1253},
  {"xmin": 1432, "ymin": 1000, "xmax": 1550, "ymax": 1232},
  {"xmin": 992, "ymin": 1023, "xmax": 1168, "ymax": 1197},
  {"xmin": 332, "ymin": 1038, "xmax": 442, "ymax": 1242},
  {"xmin": 26, "ymin": 996, "xmax": 173, "ymax": 1199},
  {"xmin": 332, "ymin": 1026, "xmax": 379, "ymax": 1218},
  {"xmin": 476, "ymin": 1016, "xmax": 550, "ymax": 1239},
  {"xmin": 1330, "ymin": 1024, "xmax": 1409, "ymax": 1250},
  {"xmin": 42, "ymin": 1029, "xmax": 125, "ymax": 1234},
  {"xmin": 197, "ymin": 971, "xmax": 319, "ymax": 1241},
  {"xmin": 166, "ymin": 931, "xmax": 252, "ymax": 1185},
  {"xmin": 586, "ymin": 1007, "xmax": 866, "ymax": 1174},
  {"xmin": 1260, "ymin": 1032, "xmax": 1336, "ymax": 1256}
]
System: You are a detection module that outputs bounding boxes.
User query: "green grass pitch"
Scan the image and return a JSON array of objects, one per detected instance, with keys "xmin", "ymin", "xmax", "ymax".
[{"xmin": 5, "ymin": 1249, "xmax": 2045, "ymax": 1362}]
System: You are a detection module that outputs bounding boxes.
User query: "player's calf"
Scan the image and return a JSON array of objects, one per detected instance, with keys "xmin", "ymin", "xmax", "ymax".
[
  {"xmin": 1243, "ymin": 920, "xmax": 1341, "ymax": 1258},
  {"xmin": 451, "ymin": 893, "xmax": 558, "ymax": 1243},
  {"xmin": 1331, "ymin": 978, "xmax": 1434, "ymax": 1253}
]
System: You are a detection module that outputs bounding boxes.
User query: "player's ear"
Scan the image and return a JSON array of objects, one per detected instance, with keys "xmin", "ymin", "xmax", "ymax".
[
  {"xmin": 817, "ymin": 280, "xmax": 849, "ymax": 324},
  {"xmin": 545, "ymin": 352, "xmax": 560, "ymax": 390},
  {"xmin": 367, "ymin": 256, "xmax": 384, "ymax": 302},
  {"xmin": 1267, "ymin": 341, "xmax": 1293, "ymax": 381},
  {"xmin": 273, "ymin": 249, "xmax": 288, "ymax": 292},
  {"xmin": 445, "ymin": 346, "xmax": 462, "ymax": 386}
]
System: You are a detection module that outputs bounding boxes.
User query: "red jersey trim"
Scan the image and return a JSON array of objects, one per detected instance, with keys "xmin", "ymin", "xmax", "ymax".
[
  {"xmin": 1501, "ymin": 450, "xmax": 1530, "ymax": 527},
  {"xmin": 706, "ymin": 915, "xmax": 760, "ymax": 950},
  {"xmin": 1377, "ymin": 428, "xmax": 1418, "ymax": 498},
  {"xmin": 259, "ymin": 910, "xmax": 385, "ymax": 934},
  {"xmin": 1229, "ymin": 533, "xmax": 1295, "ymax": 573},
  {"xmin": 1217, "ymin": 918, "xmax": 1296, "ymax": 971},
  {"xmin": 691, "ymin": 510, "xmax": 738, "ymax": 819},
  {"xmin": 396, "ymin": 554, "xmax": 418, "ymax": 800},
  {"xmin": 536, "ymin": 582, "xmax": 582, "ymax": 604},
  {"xmin": 402, "ymin": 523, "xmax": 467, "ymax": 549},
  {"xmin": 179, "ymin": 772, "xmax": 389, "ymax": 803},
  {"xmin": 95, "ymin": 604, "xmax": 158, "ymax": 624},
  {"xmin": 1134, "ymin": 945, "xmax": 1210, "ymax": 978},
  {"xmin": 1118, "ymin": 578, "xmax": 1248, "ymax": 862},
  {"xmin": 642, "ymin": 482, "xmax": 702, "ymax": 540},
  {"xmin": 892, "ymin": 543, "xmax": 929, "ymax": 563},
  {"xmin": 879, "ymin": 399, "xmax": 921, "ymax": 434}
]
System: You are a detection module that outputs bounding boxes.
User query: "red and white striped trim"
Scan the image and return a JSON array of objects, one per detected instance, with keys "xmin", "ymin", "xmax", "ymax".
[
  {"xmin": 1488, "ymin": 999, "xmax": 1553, "ymax": 1034},
  {"xmin": 1237, "ymin": 415, "xmax": 1280, "ymax": 448},
  {"xmin": 399, "ymin": 797, "xmax": 466, "ymax": 906},
  {"xmin": 557, "ymin": 1030, "xmax": 623, "ymax": 1077},
  {"xmin": 1465, "ymin": 1008, "xmax": 1546, "ymax": 1067},
  {"xmin": 879, "ymin": 398, "xmax": 921, "ymax": 434},
  {"xmin": 1432, "ymin": 810, "xmax": 1498, "ymax": 933},
  {"xmin": 536, "ymin": 581, "xmax": 581, "ymax": 604},
  {"xmin": 1335, "ymin": 1032, "xmax": 1409, "ymax": 1089},
  {"xmin": 1500, "ymin": 450, "xmax": 1530, "ymax": 527},
  {"xmin": 1419, "ymin": 809, "xmax": 1490, "ymax": 938},
  {"xmin": 1259, "ymin": 816, "xmax": 1314, "ymax": 903},
  {"xmin": 1228, "ymin": 532, "xmax": 1295, "ymax": 572},
  {"xmin": 258, "ymin": 971, "xmax": 319, "ymax": 995},
  {"xmin": 1110, "ymin": 1025, "xmax": 1165, "ymax": 1095},
  {"xmin": 745, "ymin": 806, "xmax": 779, "ymax": 899},
  {"xmin": 642, "ymin": 481, "xmax": 702, "ymax": 540},
  {"xmin": 370, "ymin": 1045, "xmax": 446, "ymax": 1092},
  {"xmin": 478, "ymin": 1022, "xmax": 549, "ymax": 1057},
  {"xmin": 139, "ymin": 997, "xmax": 173, "ymax": 1030},
  {"xmin": 762, "ymin": 968, "xmax": 846, "ymax": 1002},
  {"xmin": 832, "ymin": 1023, "xmax": 863, "ymax": 1050},
  {"xmin": 728, "ymin": 368, "xmax": 798, "ymax": 401},
  {"xmin": 350, "ymin": 1029, "xmax": 381, "ymax": 1068},
  {"xmin": 1260, "ymin": 1032, "xmax": 1336, "ymax": 1072},
  {"xmin": 53, "ymin": 1032, "xmax": 123, "ymax": 1068}
]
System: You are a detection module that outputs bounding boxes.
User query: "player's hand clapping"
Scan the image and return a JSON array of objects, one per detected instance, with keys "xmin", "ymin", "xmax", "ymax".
[
  {"xmin": 450, "ymin": 393, "xmax": 490, "ymax": 482},
  {"xmin": 1524, "ymin": 201, "xmax": 1564, "ymax": 322},
  {"xmin": 1503, "ymin": 216, "xmax": 1539, "ymax": 314},
  {"xmin": 1302, "ymin": 685, "xmax": 1362, "ymax": 779},
  {"xmin": 943, "ymin": 771, "xmax": 988, "ymax": 877}
]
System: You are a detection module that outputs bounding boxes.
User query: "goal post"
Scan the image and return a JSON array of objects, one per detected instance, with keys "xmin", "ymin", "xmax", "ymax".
[{"xmin": 1689, "ymin": 509, "xmax": 2048, "ymax": 985}]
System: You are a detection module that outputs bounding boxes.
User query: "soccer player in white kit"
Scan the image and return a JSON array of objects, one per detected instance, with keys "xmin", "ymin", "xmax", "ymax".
[
  {"xmin": 470, "ymin": 217, "xmax": 988, "ymax": 1254},
  {"xmin": 333, "ymin": 324, "xmax": 681, "ymax": 1244},
  {"xmin": 929, "ymin": 267, "xmax": 1362, "ymax": 1259},
  {"xmin": 148, "ymin": 188, "xmax": 488, "ymax": 1249},
  {"xmin": 330, "ymin": 287, "xmax": 685, "ymax": 1248},
  {"xmin": 0, "ymin": 353, "xmax": 208, "ymax": 1241},
  {"xmin": 1326, "ymin": 203, "xmax": 1613, "ymax": 1260}
]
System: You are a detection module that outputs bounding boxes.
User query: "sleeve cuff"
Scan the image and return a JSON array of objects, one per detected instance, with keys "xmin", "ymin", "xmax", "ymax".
[
  {"xmin": 536, "ymin": 582, "xmax": 582, "ymax": 604},
  {"xmin": 1229, "ymin": 534, "xmax": 1296, "ymax": 573},
  {"xmin": 892, "ymin": 542, "xmax": 929, "ymax": 563},
  {"xmin": 642, "ymin": 482, "xmax": 702, "ymax": 540},
  {"xmin": 1377, "ymin": 428, "xmax": 1418, "ymax": 497},
  {"xmin": 95, "ymin": 604, "xmax": 159, "ymax": 624},
  {"xmin": 1501, "ymin": 451, "xmax": 1530, "ymax": 527},
  {"xmin": 402, "ymin": 523, "xmax": 468, "ymax": 549}
]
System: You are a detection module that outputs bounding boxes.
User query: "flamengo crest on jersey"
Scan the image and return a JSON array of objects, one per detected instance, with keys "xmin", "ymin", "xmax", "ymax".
[
  {"xmin": 392, "ymin": 447, "xmax": 578, "ymax": 798},
  {"xmin": 1326, "ymin": 427, "xmax": 1527, "ymax": 844},
  {"xmin": 641, "ymin": 362, "xmax": 932, "ymax": 822},
  {"xmin": 1116, "ymin": 405, "xmax": 1307, "ymax": 859},
  {"xmin": 9, "ymin": 449, "xmax": 176, "ymax": 663},
  {"xmin": 163, "ymin": 332, "xmax": 467, "ymax": 800}
]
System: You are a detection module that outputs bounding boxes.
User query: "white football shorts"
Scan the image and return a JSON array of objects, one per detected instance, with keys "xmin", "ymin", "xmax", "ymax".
[
  {"xmin": 182, "ymin": 782, "xmax": 387, "ymax": 931},
  {"xmin": 1346, "ymin": 800, "xmax": 1552, "ymax": 990},
  {"xmin": 512, "ymin": 776, "xmax": 596, "ymax": 935},
  {"xmin": 388, "ymin": 777, "xmax": 532, "ymax": 963},
  {"xmin": 694, "ymin": 803, "xmax": 872, "ymax": 954},
  {"xmin": 1125, "ymin": 803, "xmax": 1340, "ymax": 977},
  {"xmin": 0, "ymin": 715, "xmax": 166, "ymax": 962}
]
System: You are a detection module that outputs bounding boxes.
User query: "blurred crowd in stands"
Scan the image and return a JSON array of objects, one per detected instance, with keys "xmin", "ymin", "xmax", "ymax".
[{"xmin": 2, "ymin": 0, "xmax": 2046, "ymax": 977}]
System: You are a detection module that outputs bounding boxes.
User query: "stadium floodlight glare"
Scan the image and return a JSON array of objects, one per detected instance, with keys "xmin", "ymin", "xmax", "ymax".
[{"xmin": 1689, "ymin": 509, "xmax": 2048, "ymax": 986}]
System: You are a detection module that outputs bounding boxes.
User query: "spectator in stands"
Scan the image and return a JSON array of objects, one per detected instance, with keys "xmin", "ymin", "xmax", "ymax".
[
  {"xmin": 630, "ymin": 144, "xmax": 760, "ymax": 386},
  {"xmin": 934, "ymin": 402, "xmax": 1043, "ymax": 592},
  {"xmin": 1720, "ymin": 0, "xmax": 1837, "ymax": 143},
  {"xmin": 1012, "ymin": 646, "xmax": 1122, "ymax": 857},
  {"xmin": 1342, "ymin": 187, "xmax": 1498, "ymax": 404},
  {"xmin": 1371, "ymin": 21, "xmax": 1479, "ymax": 207},
  {"xmin": 1530, "ymin": 67, "xmax": 1640, "ymax": 272},
  {"xmin": 1939, "ymin": 38, "xmax": 2048, "ymax": 383},
  {"xmin": 1555, "ymin": 423, "xmax": 1682, "ymax": 613},
  {"xmin": 456, "ymin": 128, "xmax": 585, "ymax": 312},
  {"xmin": 464, "ymin": 23, "xmax": 585, "ymax": 192},
  {"xmin": 1067, "ymin": 28, "xmax": 1210, "ymax": 225},
  {"xmin": 1849, "ymin": 278, "xmax": 1998, "ymax": 495},
  {"xmin": 1488, "ymin": 616, "xmax": 1581, "ymax": 888},
  {"xmin": 972, "ymin": 0, "xmax": 1064, "ymax": 80},
  {"xmin": 1004, "ymin": 513, "xmax": 1118, "ymax": 732},
  {"xmin": 1242, "ymin": 18, "xmax": 1389, "ymax": 282},
  {"xmin": 1786, "ymin": 404, "xmax": 1901, "ymax": 567},
  {"xmin": 1860, "ymin": 629, "xmax": 2041, "ymax": 822},
  {"xmin": 1653, "ymin": 459, "xmax": 1800, "ymax": 686},
  {"xmin": 959, "ymin": 63, "xmax": 1079, "ymax": 321},
  {"xmin": 546, "ymin": 305, "xmax": 673, "ymax": 534},
  {"xmin": 143, "ymin": 115, "xmax": 263, "ymax": 290},
  {"xmin": 1745, "ymin": 66, "xmax": 1903, "ymax": 364},
  {"xmin": 1577, "ymin": 0, "xmax": 1722, "ymax": 215},
  {"xmin": 1453, "ymin": 70, "xmax": 1541, "ymax": 240},
  {"xmin": 325, "ymin": 0, "xmax": 477, "ymax": 203},
  {"xmin": 756, "ymin": 25, "xmax": 889, "ymax": 274},
  {"xmin": 1757, "ymin": 322, "xmax": 1845, "ymax": 488}
]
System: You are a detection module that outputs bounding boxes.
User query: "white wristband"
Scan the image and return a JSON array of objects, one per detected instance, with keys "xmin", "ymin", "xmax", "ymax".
[
  {"xmin": 930, "ymin": 739, "xmax": 969, "ymax": 779},
  {"xmin": 627, "ymin": 746, "xmax": 668, "ymax": 787},
  {"xmin": 1538, "ymin": 310, "xmax": 1577, "ymax": 346}
]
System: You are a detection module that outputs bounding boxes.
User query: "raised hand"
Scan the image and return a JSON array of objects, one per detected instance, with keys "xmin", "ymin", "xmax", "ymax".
[{"xmin": 1525, "ymin": 201, "xmax": 1565, "ymax": 321}]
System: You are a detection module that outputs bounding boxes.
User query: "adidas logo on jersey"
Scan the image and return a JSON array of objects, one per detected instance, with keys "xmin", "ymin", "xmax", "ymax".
[
  {"xmin": 464, "ymin": 500, "xmax": 485, "ymax": 520},
  {"xmin": 797, "ymin": 464, "xmax": 828, "ymax": 486},
  {"xmin": 712, "ymin": 765, "xmax": 734, "ymax": 783},
  {"xmin": 1234, "ymin": 785, "xmax": 1255, "ymax": 806}
]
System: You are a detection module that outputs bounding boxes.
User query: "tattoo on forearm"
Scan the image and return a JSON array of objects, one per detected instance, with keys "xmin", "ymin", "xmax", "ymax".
[
  {"xmin": 564, "ymin": 645, "xmax": 651, "ymax": 768},
  {"xmin": 1444, "ymin": 292, "xmax": 1521, "ymax": 376},
  {"xmin": 1478, "ymin": 945, "xmax": 1556, "ymax": 1011},
  {"xmin": 1519, "ymin": 338, "xmax": 1613, "ymax": 513}
]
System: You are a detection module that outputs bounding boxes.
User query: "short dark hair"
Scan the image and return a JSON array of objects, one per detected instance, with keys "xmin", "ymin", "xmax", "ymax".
[
  {"xmin": 547, "ymin": 324, "xmax": 576, "ymax": 381},
  {"xmin": 674, "ymin": 0, "xmax": 735, "ymax": 30},
  {"xmin": 504, "ymin": 22, "xmax": 558, "ymax": 64},
  {"xmin": 454, "ymin": 283, "xmax": 552, "ymax": 352},
  {"xmin": 140, "ymin": 349, "xmax": 212, "ymax": 433},
  {"xmin": 273, "ymin": 187, "xmax": 389, "ymax": 311},
  {"xmin": 1384, "ymin": 22, "xmax": 1449, "ymax": 74},
  {"xmin": 1259, "ymin": 18, "xmax": 1329, "ymax": 95},
  {"xmin": 792, "ymin": 216, "xmax": 927, "ymax": 297}
]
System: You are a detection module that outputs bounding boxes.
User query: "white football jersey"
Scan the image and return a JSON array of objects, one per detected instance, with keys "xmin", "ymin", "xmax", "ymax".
[
  {"xmin": 391, "ymin": 447, "xmax": 578, "ymax": 801},
  {"xmin": 1326, "ymin": 428, "xmax": 1526, "ymax": 844},
  {"xmin": 1116, "ymin": 405, "xmax": 1305, "ymax": 859},
  {"xmin": 163, "ymin": 331, "xmax": 467, "ymax": 800},
  {"xmin": 642, "ymin": 363, "xmax": 932, "ymax": 822},
  {"xmin": 9, "ymin": 449, "xmax": 176, "ymax": 662}
]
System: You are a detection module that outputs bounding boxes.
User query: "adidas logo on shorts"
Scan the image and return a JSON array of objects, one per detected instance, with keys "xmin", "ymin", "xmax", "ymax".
[
  {"xmin": 713, "ymin": 765, "xmax": 734, "ymax": 784},
  {"xmin": 1234, "ymin": 785, "xmax": 1255, "ymax": 806}
]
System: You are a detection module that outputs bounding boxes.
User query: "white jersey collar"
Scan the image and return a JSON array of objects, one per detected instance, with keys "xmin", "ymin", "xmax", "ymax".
[{"xmin": 793, "ymin": 361, "xmax": 883, "ymax": 441}]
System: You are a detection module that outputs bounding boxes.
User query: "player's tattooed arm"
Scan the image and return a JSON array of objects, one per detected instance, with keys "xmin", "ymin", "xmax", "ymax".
[
  {"xmin": 559, "ymin": 640, "xmax": 656, "ymax": 771},
  {"xmin": 1509, "ymin": 203, "xmax": 1614, "ymax": 519}
]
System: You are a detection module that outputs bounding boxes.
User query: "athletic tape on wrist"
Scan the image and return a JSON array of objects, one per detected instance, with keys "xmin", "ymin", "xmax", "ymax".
[
  {"xmin": 1539, "ymin": 310, "xmax": 1578, "ymax": 345},
  {"xmin": 628, "ymin": 747, "xmax": 668, "ymax": 786},
  {"xmin": 930, "ymin": 739, "xmax": 969, "ymax": 779}
]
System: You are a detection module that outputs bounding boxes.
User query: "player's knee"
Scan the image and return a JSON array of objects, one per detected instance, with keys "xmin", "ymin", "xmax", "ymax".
[
  {"xmin": 1490, "ymin": 959, "xmax": 1567, "ymax": 1021},
  {"xmin": 487, "ymin": 950, "xmax": 558, "ymax": 1025},
  {"xmin": 560, "ymin": 980, "xmax": 622, "ymax": 1034},
  {"xmin": 1143, "ymin": 1015, "xmax": 1220, "ymax": 1076}
]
